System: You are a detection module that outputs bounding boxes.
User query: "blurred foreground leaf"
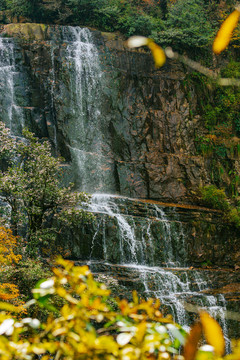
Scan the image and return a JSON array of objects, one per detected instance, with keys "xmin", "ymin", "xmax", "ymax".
[{"xmin": 200, "ymin": 311, "xmax": 225, "ymax": 356}]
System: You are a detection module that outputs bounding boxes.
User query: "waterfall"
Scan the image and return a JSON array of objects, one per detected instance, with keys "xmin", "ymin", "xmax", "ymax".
[
  {"xmin": 87, "ymin": 194, "xmax": 155, "ymax": 265},
  {"xmin": 0, "ymin": 37, "xmax": 24, "ymax": 134},
  {"xmin": 49, "ymin": 43, "xmax": 58, "ymax": 149},
  {"xmin": 59, "ymin": 26, "xmax": 113, "ymax": 193},
  {"xmin": 0, "ymin": 27, "xmax": 233, "ymax": 352},
  {"xmin": 85, "ymin": 194, "xmax": 231, "ymax": 352}
]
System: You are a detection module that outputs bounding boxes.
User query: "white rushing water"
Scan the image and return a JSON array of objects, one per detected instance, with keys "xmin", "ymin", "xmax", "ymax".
[
  {"xmin": 0, "ymin": 28, "xmax": 231, "ymax": 353},
  {"xmin": 86, "ymin": 194, "xmax": 231, "ymax": 352},
  {"xmin": 61, "ymin": 27, "xmax": 108, "ymax": 193},
  {"xmin": 0, "ymin": 37, "xmax": 24, "ymax": 133}
]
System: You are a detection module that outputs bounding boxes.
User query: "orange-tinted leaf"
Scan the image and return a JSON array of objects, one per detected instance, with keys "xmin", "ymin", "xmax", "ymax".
[
  {"xmin": 200, "ymin": 312, "xmax": 225, "ymax": 356},
  {"xmin": 184, "ymin": 322, "xmax": 202, "ymax": 360},
  {"xmin": 147, "ymin": 41, "xmax": 166, "ymax": 68},
  {"xmin": 213, "ymin": 9, "xmax": 240, "ymax": 54}
]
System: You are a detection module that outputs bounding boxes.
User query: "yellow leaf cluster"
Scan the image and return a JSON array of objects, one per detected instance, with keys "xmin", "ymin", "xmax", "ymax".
[
  {"xmin": 0, "ymin": 228, "xmax": 25, "ymax": 314},
  {"xmin": 0, "ymin": 258, "xmax": 237, "ymax": 360},
  {"xmin": 0, "ymin": 227, "xmax": 21, "ymax": 266},
  {"xmin": 0, "ymin": 258, "xmax": 175, "ymax": 359},
  {"xmin": 0, "ymin": 284, "xmax": 20, "ymax": 301}
]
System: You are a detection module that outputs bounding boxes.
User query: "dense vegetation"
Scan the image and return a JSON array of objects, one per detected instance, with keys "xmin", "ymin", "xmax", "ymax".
[
  {"xmin": 0, "ymin": 122, "xmax": 95, "ymax": 316},
  {"xmin": 0, "ymin": 1, "xmax": 240, "ymax": 358},
  {"xmin": 0, "ymin": 0, "xmax": 239, "ymax": 51},
  {"xmin": 0, "ymin": 258, "xmax": 239, "ymax": 360},
  {"xmin": 189, "ymin": 62, "xmax": 240, "ymax": 224},
  {"xmin": 0, "ymin": 122, "xmax": 93, "ymax": 257}
]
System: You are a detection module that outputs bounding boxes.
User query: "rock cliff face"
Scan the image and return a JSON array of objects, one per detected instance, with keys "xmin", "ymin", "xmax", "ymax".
[
  {"xmin": 0, "ymin": 23, "xmax": 240, "ymax": 340},
  {"xmin": 62, "ymin": 197, "xmax": 240, "ymax": 269},
  {"xmin": 59, "ymin": 195, "xmax": 240, "ymax": 339},
  {"xmin": 1, "ymin": 23, "xmax": 214, "ymax": 203}
]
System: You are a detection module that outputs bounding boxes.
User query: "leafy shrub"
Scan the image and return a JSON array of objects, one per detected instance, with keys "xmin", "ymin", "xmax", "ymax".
[
  {"xmin": 0, "ymin": 258, "xmax": 236, "ymax": 359},
  {"xmin": 158, "ymin": 0, "xmax": 214, "ymax": 49},
  {"xmin": 0, "ymin": 0, "xmax": 6, "ymax": 10},
  {"xmin": 119, "ymin": 12, "xmax": 157, "ymax": 37},
  {"xmin": 0, "ymin": 258, "xmax": 66, "ymax": 321},
  {"xmin": 201, "ymin": 62, "xmax": 240, "ymax": 134},
  {"xmin": 5, "ymin": 0, "xmax": 43, "ymax": 20},
  {"xmin": 67, "ymin": 0, "xmax": 164, "ymax": 37},
  {"xmin": 227, "ymin": 207, "xmax": 240, "ymax": 228},
  {"xmin": 199, "ymin": 185, "xmax": 240, "ymax": 228},
  {"xmin": 0, "ymin": 122, "xmax": 92, "ymax": 257},
  {"xmin": 199, "ymin": 185, "xmax": 230, "ymax": 211},
  {"xmin": 0, "ymin": 259, "xmax": 52, "ymax": 298},
  {"xmin": 0, "ymin": 227, "xmax": 25, "ymax": 312}
]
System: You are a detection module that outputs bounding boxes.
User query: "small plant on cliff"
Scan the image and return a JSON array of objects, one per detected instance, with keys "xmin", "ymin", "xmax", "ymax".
[
  {"xmin": 199, "ymin": 185, "xmax": 230, "ymax": 211},
  {"xmin": 0, "ymin": 122, "xmax": 92, "ymax": 257},
  {"xmin": 199, "ymin": 184, "xmax": 240, "ymax": 228}
]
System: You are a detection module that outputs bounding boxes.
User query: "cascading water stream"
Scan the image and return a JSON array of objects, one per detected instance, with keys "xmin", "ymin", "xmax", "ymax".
[
  {"xmin": 0, "ymin": 27, "xmax": 232, "ymax": 352},
  {"xmin": 0, "ymin": 37, "xmax": 24, "ymax": 134},
  {"xmin": 85, "ymin": 194, "xmax": 231, "ymax": 352},
  {"xmin": 63, "ymin": 30, "xmax": 231, "ymax": 346},
  {"xmin": 60, "ymin": 26, "xmax": 110, "ymax": 193}
]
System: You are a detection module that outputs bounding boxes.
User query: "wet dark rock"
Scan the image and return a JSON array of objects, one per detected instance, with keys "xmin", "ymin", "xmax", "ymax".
[
  {"xmin": 60, "ymin": 197, "xmax": 240, "ymax": 269},
  {"xmin": 2, "ymin": 24, "xmax": 237, "ymax": 203},
  {"xmin": 0, "ymin": 24, "xmax": 240, "ymax": 340}
]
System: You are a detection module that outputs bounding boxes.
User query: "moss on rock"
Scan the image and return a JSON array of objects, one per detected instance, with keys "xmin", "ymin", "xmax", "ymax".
[{"xmin": 3, "ymin": 23, "xmax": 49, "ymax": 41}]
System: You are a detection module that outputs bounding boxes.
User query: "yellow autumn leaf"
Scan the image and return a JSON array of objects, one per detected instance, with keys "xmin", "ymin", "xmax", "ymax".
[
  {"xmin": 147, "ymin": 41, "xmax": 166, "ymax": 68},
  {"xmin": 135, "ymin": 322, "xmax": 147, "ymax": 343},
  {"xmin": 184, "ymin": 321, "xmax": 202, "ymax": 360},
  {"xmin": 213, "ymin": 8, "xmax": 240, "ymax": 54},
  {"xmin": 126, "ymin": 36, "xmax": 166, "ymax": 68},
  {"xmin": 200, "ymin": 312, "xmax": 225, "ymax": 356},
  {"xmin": 132, "ymin": 290, "xmax": 139, "ymax": 305}
]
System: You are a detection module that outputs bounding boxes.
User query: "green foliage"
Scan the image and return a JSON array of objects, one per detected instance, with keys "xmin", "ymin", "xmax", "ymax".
[
  {"xmin": 199, "ymin": 185, "xmax": 230, "ymax": 211},
  {"xmin": 67, "ymin": 0, "xmax": 164, "ymax": 37},
  {"xmin": 196, "ymin": 135, "xmax": 216, "ymax": 157},
  {"xmin": 0, "ymin": 0, "xmax": 233, "ymax": 50},
  {"xmin": 0, "ymin": 122, "xmax": 92, "ymax": 257},
  {"xmin": 199, "ymin": 185, "xmax": 240, "ymax": 228},
  {"xmin": 5, "ymin": 0, "xmax": 43, "ymax": 20},
  {"xmin": 0, "ymin": 258, "xmax": 66, "ymax": 320},
  {"xmin": 200, "ymin": 62, "xmax": 240, "ymax": 133},
  {"xmin": 227, "ymin": 207, "xmax": 240, "ymax": 228},
  {"xmin": 0, "ymin": 260, "xmax": 51, "ymax": 297},
  {"xmin": 0, "ymin": 0, "xmax": 6, "ymax": 10},
  {"xmin": 190, "ymin": 62, "xmax": 240, "ymax": 202},
  {"xmin": 158, "ymin": 0, "xmax": 214, "ymax": 49}
]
